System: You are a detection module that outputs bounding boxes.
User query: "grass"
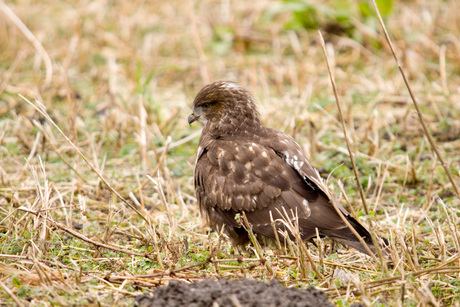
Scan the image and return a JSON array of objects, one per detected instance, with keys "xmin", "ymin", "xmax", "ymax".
[{"xmin": 1, "ymin": 0, "xmax": 460, "ymax": 306}]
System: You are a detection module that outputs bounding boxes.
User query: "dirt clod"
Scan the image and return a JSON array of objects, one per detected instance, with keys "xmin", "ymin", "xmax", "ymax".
[{"xmin": 135, "ymin": 278, "xmax": 333, "ymax": 307}]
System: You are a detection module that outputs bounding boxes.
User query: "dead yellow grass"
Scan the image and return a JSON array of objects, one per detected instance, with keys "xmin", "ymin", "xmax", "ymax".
[{"xmin": 1, "ymin": 0, "xmax": 460, "ymax": 305}]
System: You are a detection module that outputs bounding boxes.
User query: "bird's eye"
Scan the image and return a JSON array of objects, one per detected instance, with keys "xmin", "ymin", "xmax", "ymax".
[{"xmin": 201, "ymin": 100, "xmax": 217, "ymax": 110}]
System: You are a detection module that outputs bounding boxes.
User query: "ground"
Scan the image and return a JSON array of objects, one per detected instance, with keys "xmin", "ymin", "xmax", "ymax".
[
  {"xmin": 0, "ymin": 0, "xmax": 460, "ymax": 306},
  {"xmin": 135, "ymin": 278, "xmax": 334, "ymax": 307}
]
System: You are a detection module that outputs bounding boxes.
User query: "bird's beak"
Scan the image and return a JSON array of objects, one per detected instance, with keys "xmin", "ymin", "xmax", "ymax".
[{"xmin": 188, "ymin": 113, "xmax": 197, "ymax": 125}]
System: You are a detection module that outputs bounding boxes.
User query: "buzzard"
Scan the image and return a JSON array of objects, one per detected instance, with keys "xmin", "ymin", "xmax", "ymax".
[{"xmin": 189, "ymin": 81, "xmax": 381, "ymax": 256}]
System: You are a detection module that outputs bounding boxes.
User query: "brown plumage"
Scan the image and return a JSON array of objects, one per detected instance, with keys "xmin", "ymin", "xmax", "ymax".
[{"xmin": 189, "ymin": 81, "xmax": 383, "ymax": 256}]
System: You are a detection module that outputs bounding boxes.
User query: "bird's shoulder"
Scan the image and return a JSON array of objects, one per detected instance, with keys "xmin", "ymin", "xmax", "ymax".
[{"xmin": 259, "ymin": 127, "xmax": 327, "ymax": 191}]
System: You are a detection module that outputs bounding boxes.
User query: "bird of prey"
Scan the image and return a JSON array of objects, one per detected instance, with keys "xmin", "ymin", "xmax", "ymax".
[{"xmin": 189, "ymin": 81, "xmax": 381, "ymax": 256}]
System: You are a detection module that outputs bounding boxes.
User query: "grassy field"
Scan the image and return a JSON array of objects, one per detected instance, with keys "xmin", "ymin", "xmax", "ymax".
[{"xmin": 1, "ymin": 0, "xmax": 460, "ymax": 305}]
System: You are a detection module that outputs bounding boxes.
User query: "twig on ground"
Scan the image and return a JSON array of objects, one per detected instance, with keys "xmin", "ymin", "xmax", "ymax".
[
  {"xmin": 365, "ymin": 266, "xmax": 460, "ymax": 289},
  {"xmin": 18, "ymin": 206, "xmax": 153, "ymax": 259},
  {"xmin": 110, "ymin": 256, "xmax": 266, "ymax": 281}
]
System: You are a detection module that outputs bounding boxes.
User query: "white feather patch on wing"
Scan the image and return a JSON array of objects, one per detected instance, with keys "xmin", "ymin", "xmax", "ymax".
[{"xmin": 195, "ymin": 146, "xmax": 203, "ymax": 166}]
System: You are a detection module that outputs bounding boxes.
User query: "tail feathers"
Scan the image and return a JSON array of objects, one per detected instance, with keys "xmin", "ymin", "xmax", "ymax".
[{"xmin": 323, "ymin": 215, "xmax": 389, "ymax": 257}]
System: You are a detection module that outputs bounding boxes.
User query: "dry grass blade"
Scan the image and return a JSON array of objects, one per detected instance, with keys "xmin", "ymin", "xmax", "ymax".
[
  {"xmin": 438, "ymin": 198, "xmax": 460, "ymax": 251},
  {"xmin": 0, "ymin": 279, "xmax": 26, "ymax": 307},
  {"xmin": 0, "ymin": 1, "xmax": 52, "ymax": 86},
  {"xmin": 19, "ymin": 95, "xmax": 150, "ymax": 224},
  {"xmin": 371, "ymin": 0, "xmax": 460, "ymax": 199},
  {"xmin": 30, "ymin": 121, "xmax": 87, "ymax": 181},
  {"xmin": 129, "ymin": 257, "xmax": 264, "ymax": 280},
  {"xmin": 1, "ymin": 0, "xmax": 459, "ymax": 305},
  {"xmin": 317, "ymin": 31, "xmax": 370, "ymax": 216},
  {"xmin": 275, "ymin": 208, "xmax": 323, "ymax": 279},
  {"xmin": 17, "ymin": 206, "xmax": 151, "ymax": 258},
  {"xmin": 240, "ymin": 212, "xmax": 275, "ymax": 276},
  {"xmin": 187, "ymin": 0, "xmax": 210, "ymax": 84},
  {"xmin": 366, "ymin": 266, "xmax": 460, "ymax": 288}
]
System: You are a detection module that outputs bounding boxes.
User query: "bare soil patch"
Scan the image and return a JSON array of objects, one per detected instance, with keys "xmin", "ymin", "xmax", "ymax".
[{"xmin": 135, "ymin": 279, "xmax": 334, "ymax": 307}]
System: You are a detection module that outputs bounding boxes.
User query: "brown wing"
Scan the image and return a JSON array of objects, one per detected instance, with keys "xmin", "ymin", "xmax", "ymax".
[
  {"xmin": 260, "ymin": 128, "xmax": 376, "ymax": 254},
  {"xmin": 194, "ymin": 133, "xmax": 323, "ymax": 239}
]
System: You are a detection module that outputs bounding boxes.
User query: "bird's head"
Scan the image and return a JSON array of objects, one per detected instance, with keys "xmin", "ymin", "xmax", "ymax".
[{"xmin": 188, "ymin": 81, "xmax": 259, "ymax": 127}]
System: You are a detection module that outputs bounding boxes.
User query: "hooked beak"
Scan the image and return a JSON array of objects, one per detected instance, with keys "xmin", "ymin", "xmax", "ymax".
[{"xmin": 188, "ymin": 113, "xmax": 197, "ymax": 125}]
